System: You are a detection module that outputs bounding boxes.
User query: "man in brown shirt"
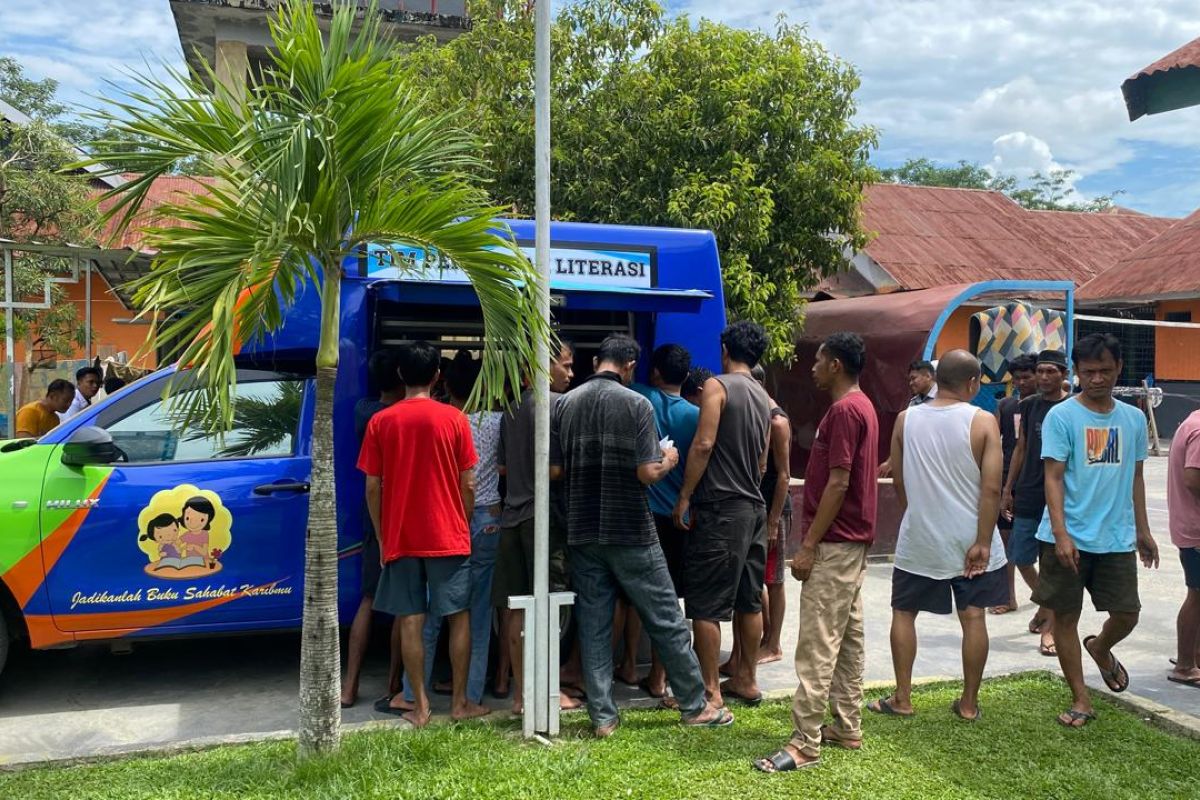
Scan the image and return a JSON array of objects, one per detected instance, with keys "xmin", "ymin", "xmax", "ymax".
[{"xmin": 675, "ymin": 321, "xmax": 771, "ymax": 709}]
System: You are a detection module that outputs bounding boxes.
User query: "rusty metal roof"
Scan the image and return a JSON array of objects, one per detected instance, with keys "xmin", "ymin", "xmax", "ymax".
[
  {"xmin": 1121, "ymin": 35, "xmax": 1200, "ymax": 120},
  {"xmin": 1078, "ymin": 209, "xmax": 1200, "ymax": 303},
  {"xmin": 95, "ymin": 175, "xmax": 218, "ymax": 253},
  {"xmin": 851, "ymin": 183, "xmax": 1175, "ymax": 293}
]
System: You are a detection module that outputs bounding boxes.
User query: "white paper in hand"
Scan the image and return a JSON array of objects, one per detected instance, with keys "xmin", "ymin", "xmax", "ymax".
[{"xmin": 659, "ymin": 435, "xmax": 674, "ymax": 451}]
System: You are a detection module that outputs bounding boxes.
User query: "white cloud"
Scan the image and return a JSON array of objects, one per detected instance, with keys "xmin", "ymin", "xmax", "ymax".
[
  {"xmin": 989, "ymin": 132, "xmax": 1064, "ymax": 180},
  {"xmin": 672, "ymin": 0, "xmax": 1200, "ymax": 215}
]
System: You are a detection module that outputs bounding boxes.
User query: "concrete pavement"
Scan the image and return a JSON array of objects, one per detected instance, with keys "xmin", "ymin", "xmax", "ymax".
[{"xmin": 0, "ymin": 456, "xmax": 1197, "ymax": 765}]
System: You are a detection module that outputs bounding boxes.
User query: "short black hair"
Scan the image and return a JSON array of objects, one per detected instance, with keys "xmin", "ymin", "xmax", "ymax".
[
  {"xmin": 76, "ymin": 366, "xmax": 102, "ymax": 382},
  {"xmin": 682, "ymin": 366, "xmax": 714, "ymax": 399},
  {"xmin": 597, "ymin": 334, "xmax": 640, "ymax": 367},
  {"xmin": 908, "ymin": 359, "xmax": 934, "ymax": 375},
  {"xmin": 1008, "ymin": 354, "xmax": 1038, "ymax": 375},
  {"xmin": 46, "ymin": 378, "xmax": 74, "ymax": 396},
  {"xmin": 556, "ymin": 338, "xmax": 576, "ymax": 357},
  {"xmin": 444, "ymin": 349, "xmax": 480, "ymax": 401},
  {"xmin": 367, "ymin": 349, "xmax": 402, "ymax": 393},
  {"xmin": 1072, "ymin": 333, "xmax": 1122, "ymax": 367},
  {"xmin": 103, "ymin": 376, "xmax": 127, "ymax": 394},
  {"xmin": 821, "ymin": 332, "xmax": 866, "ymax": 377},
  {"xmin": 397, "ymin": 340, "xmax": 441, "ymax": 387},
  {"xmin": 721, "ymin": 321, "xmax": 769, "ymax": 368},
  {"xmin": 651, "ymin": 344, "xmax": 691, "ymax": 385}
]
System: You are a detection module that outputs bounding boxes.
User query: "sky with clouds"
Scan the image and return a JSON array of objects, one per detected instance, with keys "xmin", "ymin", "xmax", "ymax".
[{"xmin": 2, "ymin": 0, "xmax": 1198, "ymax": 216}]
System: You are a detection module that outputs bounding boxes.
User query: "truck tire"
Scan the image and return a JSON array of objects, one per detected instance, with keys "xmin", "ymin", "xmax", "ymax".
[{"xmin": 0, "ymin": 613, "xmax": 8, "ymax": 680}]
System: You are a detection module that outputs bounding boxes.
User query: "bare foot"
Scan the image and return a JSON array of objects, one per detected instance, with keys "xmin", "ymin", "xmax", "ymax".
[
  {"xmin": 560, "ymin": 691, "xmax": 584, "ymax": 710},
  {"xmin": 451, "ymin": 701, "xmax": 492, "ymax": 721},
  {"xmin": 388, "ymin": 696, "xmax": 416, "ymax": 712},
  {"xmin": 402, "ymin": 709, "xmax": 431, "ymax": 728},
  {"xmin": 340, "ymin": 684, "xmax": 358, "ymax": 708},
  {"xmin": 757, "ymin": 648, "xmax": 783, "ymax": 665},
  {"xmin": 1168, "ymin": 666, "xmax": 1200, "ymax": 685},
  {"xmin": 511, "ymin": 699, "xmax": 524, "ymax": 716},
  {"xmin": 562, "ymin": 684, "xmax": 586, "ymax": 700},
  {"xmin": 718, "ymin": 659, "xmax": 737, "ymax": 678},
  {"xmin": 988, "ymin": 604, "xmax": 1018, "ymax": 615},
  {"xmin": 614, "ymin": 666, "xmax": 639, "ymax": 686}
]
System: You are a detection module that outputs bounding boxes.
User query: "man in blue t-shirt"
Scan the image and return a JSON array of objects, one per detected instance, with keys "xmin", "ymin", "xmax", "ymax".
[
  {"xmin": 628, "ymin": 343, "xmax": 700, "ymax": 698},
  {"xmin": 1035, "ymin": 333, "xmax": 1160, "ymax": 729}
]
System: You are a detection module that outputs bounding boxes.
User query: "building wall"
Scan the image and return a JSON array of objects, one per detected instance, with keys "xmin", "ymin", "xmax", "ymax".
[
  {"xmin": 1154, "ymin": 299, "xmax": 1200, "ymax": 381},
  {"xmin": 7, "ymin": 271, "xmax": 155, "ymax": 368},
  {"xmin": 933, "ymin": 306, "xmax": 973, "ymax": 356}
]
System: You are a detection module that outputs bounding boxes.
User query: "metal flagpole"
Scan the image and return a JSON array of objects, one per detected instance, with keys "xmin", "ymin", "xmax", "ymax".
[{"xmin": 531, "ymin": 0, "xmax": 553, "ymax": 737}]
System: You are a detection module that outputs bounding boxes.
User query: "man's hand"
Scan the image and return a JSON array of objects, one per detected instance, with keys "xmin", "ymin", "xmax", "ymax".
[
  {"xmin": 877, "ymin": 460, "xmax": 893, "ymax": 479},
  {"xmin": 661, "ymin": 445, "xmax": 679, "ymax": 471},
  {"xmin": 767, "ymin": 513, "xmax": 781, "ymax": 538},
  {"xmin": 791, "ymin": 543, "xmax": 816, "ymax": 582},
  {"xmin": 1137, "ymin": 530, "xmax": 1160, "ymax": 569},
  {"xmin": 673, "ymin": 496, "xmax": 691, "ymax": 531},
  {"xmin": 1000, "ymin": 489, "xmax": 1014, "ymax": 522},
  {"xmin": 963, "ymin": 543, "xmax": 990, "ymax": 579},
  {"xmin": 1054, "ymin": 533, "xmax": 1080, "ymax": 574}
]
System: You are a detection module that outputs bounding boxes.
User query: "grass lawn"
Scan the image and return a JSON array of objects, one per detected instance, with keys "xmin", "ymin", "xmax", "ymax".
[{"xmin": 2, "ymin": 672, "xmax": 1196, "ymax": 799}]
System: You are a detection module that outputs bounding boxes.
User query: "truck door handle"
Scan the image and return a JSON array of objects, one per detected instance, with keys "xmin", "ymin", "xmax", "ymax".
[{"xmin": 253, "ymin": 481, "xmax": 311, "ymax": 496}]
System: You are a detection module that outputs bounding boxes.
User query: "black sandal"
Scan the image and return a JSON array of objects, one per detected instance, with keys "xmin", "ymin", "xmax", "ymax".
[
  {"xmin": 753, "ymin": 749, "xmax": 819, "ymax": 773},
  {"xmin": 1084, "ymin": 635, "xmax": 1129, "ymax": 693}
]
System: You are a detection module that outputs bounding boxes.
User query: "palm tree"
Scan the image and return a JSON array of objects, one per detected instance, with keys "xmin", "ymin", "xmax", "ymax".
[{"xmin": 82, "ymin": 0, "xmax": 548, "ymax": 756}]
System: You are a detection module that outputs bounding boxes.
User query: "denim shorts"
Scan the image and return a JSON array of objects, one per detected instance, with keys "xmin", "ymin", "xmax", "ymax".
[
  {"xmin": 1007, "ymin": 516, "xmax": 1042, "ymax": 568},
  {"xmin": 374, "ymin": 555, "xmax": 471, "ymax": 618}
]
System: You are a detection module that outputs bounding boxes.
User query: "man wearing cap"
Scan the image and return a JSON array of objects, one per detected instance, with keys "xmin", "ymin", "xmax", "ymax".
[{"xmin": 1001, "ymin": 349, "xmax": 1069, "ymax": 657}]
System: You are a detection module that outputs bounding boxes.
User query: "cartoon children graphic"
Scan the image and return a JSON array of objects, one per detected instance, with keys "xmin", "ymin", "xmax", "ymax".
[
  {"xmin": 137, "ymin": 486, "xmax": 232, "ymax": 579},
  {"xmin": 179, "ymin": 496, "xmax": 216, "ymax": 567}
]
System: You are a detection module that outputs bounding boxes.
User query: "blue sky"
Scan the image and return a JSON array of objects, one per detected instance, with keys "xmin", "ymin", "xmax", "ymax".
[{"xmin": 2, "ymin": 0, "xmax": 1198, "ymax": 217}]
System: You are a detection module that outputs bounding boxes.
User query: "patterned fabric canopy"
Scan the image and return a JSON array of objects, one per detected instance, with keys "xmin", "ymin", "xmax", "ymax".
[{"xmin": 970, "ymin": 303, "xmax": 1067, "ymax": 384}]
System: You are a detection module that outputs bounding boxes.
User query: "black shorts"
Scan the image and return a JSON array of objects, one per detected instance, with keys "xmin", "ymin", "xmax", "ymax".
[
  {"xmin": 490, "ymin": 516, "xmax": 569, "ymax": 608},
  {"xmin": 1183, "ymin": 546, "xmax": 1200, "ymax": 591},
  {"xmin": 683, "ymin": 499, "xmax": 767, "ymax": 622},
  {"xmin": 1031, "ymin": 543, "xmax": 1141, "ymax": 614},
  {"xmin": 361, "ymin": 529, "xmax": 382, "ymax": 597},
  {"xmin": 655, "ymin": 514, "xmax": 686, "ymax": 596},
  {"xmin": 891, "ymin": 566, "xmax": 1009, "ymax": 615}
]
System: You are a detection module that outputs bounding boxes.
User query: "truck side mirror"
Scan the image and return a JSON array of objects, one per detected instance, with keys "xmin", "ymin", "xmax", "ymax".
[{"xmin": 61, "ymin": 427, "xmax": 122, "ymax": 467}]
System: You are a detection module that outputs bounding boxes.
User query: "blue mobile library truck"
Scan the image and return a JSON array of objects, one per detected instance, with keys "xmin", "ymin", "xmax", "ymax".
[{"xmin": 0, "ymin": 220, "xmax": 726, "ymax": 676}]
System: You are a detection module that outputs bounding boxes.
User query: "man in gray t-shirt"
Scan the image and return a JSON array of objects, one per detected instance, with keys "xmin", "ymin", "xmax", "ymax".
[
  {"xmin": 675, "ymin": 321, "xmax": 771, "ymax": 709},
  {"xmin": 551, "ymin": 333, "xmax": 731, "ymax": 736},
  {"xmin": 490, "ymin": 341, "xmax": 576, "ymax": 715}
]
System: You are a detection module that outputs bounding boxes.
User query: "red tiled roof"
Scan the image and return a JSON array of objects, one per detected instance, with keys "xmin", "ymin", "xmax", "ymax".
[
  {"xmin": 95, "ymin": 174, "xmax": 217, "ymax": 252},
  {"xmin": 852, "ymin": 183, "xmax": 1175, "ymax": 291},
  {"xmin": 1127, "ymin": 36, "xmax": 1200, "ymax": 81},
  {"xmin": 1078, "ymin": 209, "xmax": 1200, "ymax": 302}
]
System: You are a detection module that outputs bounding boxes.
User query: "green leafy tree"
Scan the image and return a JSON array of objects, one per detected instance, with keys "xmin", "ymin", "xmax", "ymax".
[
  {"xmin": 880, "ymin": 157, "xmax": 1119, "ymax": 212},
  {"xmin": 83, "ymin": 0, "xmax": 549, "ymax": 756},
  {"xmin": 0, "ymin": 60, "xmax": 93, "ymax": 386},
  {"xmin": 398, "ymin": 0, "xmax": 878, "ymax": 361}
]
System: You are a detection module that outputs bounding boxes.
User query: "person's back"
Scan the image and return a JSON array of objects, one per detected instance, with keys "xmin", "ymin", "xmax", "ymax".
[
  {"xmin": 555, "ymin": 374, "xmax": 658, "ymax": 546},
  {"xmin": 896, "ymin": 402, "xmax": 1005, "ymax": 579},
  {"xmin": 694, "ymin": 372, "xmax": 770, "ymax": 504},
  {"xmin": 499, "ymin": 388, "xmax": 567, "ymax": 528},
  {"xmin": 365, "ymin": 397, "xmax": 474, "ymax": 559},
  {"xmin": 634, "ymin": 384, "xmax": 699, "ymax": 516}
]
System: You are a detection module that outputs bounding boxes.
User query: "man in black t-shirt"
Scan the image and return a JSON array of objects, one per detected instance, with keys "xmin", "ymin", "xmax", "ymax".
[
  {"xmin": 1001, "ymin": 349, "xmax": 1069, "ymax": 655},
  {"xmin": 990, "ymin": 354, "xmax": 1038, "ymax": 614},
  {"xmin": 552, "ymin": 334, "xmax": 732, "ymax": 737}
]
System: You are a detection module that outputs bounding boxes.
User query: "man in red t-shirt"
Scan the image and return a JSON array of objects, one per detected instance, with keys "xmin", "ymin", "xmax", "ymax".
[
  {"xmin": 358, "ymin": 340, "xmax": 486, "ymax": 726},
  {"xmin": 755, "ymin": 331, "xmax": 879, "ymax": 774}
]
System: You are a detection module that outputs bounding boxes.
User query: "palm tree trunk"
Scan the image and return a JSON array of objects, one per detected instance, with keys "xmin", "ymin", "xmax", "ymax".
[{"xmin": 298, "ymin": 268, "xmax": 342, "ymax": 757}]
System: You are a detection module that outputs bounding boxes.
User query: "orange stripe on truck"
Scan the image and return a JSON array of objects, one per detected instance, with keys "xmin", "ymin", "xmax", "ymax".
[{"xmin": 4, "ymin": 474, "xmax": 111, "ymax": 609}]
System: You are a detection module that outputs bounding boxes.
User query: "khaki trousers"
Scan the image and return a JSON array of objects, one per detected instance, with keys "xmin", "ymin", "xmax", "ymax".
[{"xmin": 789, "ymin": 541, "xmax": 868, "ymax": 758}]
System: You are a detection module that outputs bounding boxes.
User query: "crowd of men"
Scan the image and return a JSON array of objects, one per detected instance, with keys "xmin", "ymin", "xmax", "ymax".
[
  {"xmin": 13, "ymin": 364, "xmax": 127, "ymax": 439},
  {"xmin": 346, "ymin": 325, "xmax": 1189, "ymax": 774}
]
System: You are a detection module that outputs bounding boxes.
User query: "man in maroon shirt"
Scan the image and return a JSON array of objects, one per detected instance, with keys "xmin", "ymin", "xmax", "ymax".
[{"xmin": 755, "ymin": 331, "xmax": 879, "ymax": 773}]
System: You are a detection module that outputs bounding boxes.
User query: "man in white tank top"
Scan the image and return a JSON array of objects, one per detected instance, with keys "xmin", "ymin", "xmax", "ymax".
[{"xmin": 867, "ymin": 350, "xmax": 1007, "ymax": 722}]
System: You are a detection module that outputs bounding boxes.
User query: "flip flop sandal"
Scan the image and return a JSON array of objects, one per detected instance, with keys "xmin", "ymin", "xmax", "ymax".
[
  {"xmin": 951, "ymin": 698, "xmax": 981, "ymax": 721},
  {"xmin": 656, "ymin": 697, "xmax": 681, "ymax": 711},
  {"xmin": 637, "ymin": 677, "xmax": 667, "ymax": 699},
  {"xmin": 1039, "ymin": 642, "xmax": 1058, "ymax": 657},
  {"xmin": 866, "ymin": 697, "xmax": 914, "ymax": 717},
  {"xmin": 720, "ymin": 680, "xmax": 764, "ymax": 707},
  {"xmin": 373, "ymin": 697, "xmax": 418, "ymax": 717},
  {"xmin": 683, "ymin": 707, "xmax": 735, "ymax": 728},
  {"xmin": 1167, "ymin": 674, "xmax": 1200, "ymax": 688},
  {"xmin": 753, "ymin": 749, "xmax": 819, "ymax": 773},
  {"xmin": 1057, "ymin": 709, "xmax": 1097, "ymax": 728},
  {"xmin": 1084, "ymin": 635, "xmax": 1129, "ymax": 693}
]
